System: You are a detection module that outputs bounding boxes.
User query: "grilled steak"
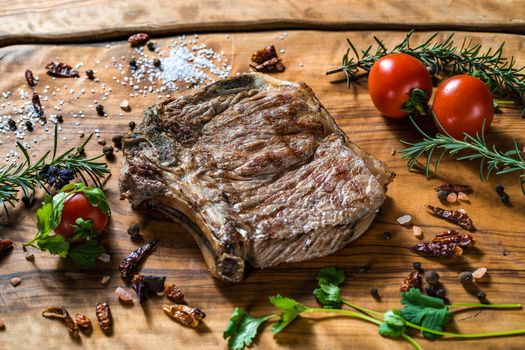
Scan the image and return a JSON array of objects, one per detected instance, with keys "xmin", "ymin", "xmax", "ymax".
[{"xmin": 120, "ymin": 73, "xmax": 394, "ymax": 282}]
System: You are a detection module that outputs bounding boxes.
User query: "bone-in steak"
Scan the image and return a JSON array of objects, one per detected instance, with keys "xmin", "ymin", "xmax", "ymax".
[{"xmin": 119, "ymin": 73, "xmax": 394, "ymax": 282}]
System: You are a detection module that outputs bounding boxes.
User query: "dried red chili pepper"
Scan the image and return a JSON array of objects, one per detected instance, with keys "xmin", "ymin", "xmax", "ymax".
[
  {"xmin": 425, "ymin": 205, "xmax": 474, "ymax": 230},
  {"xmin": 250, "ymin": 45, "xmax": 285, "ymax": 72},
  {"xmin": 25, "ymin": 70, "xmax": 36, "ymax": 87},
  {"xmin": 31, "ymin": 92, "xmax": 44, "ymax": 119},
  {"xmin": 128, "ymin": 33, "xmax": 149, "ymax": 46},
  {"xmin": 165, "ymin": 283, "xmax": 185, "ymax": 304},
  {"xmin": 45, "ymin": 62, "xmax": 79, "ymax": 78},
  {"xmin": 42, "ymin": 306, "xmax": 79, "ymax": 338},
  {"xmin": 163, "ymin": 304, "xmax": 206, "ymax": 327},
  {"xmin": 74, "ymin": 313, "xmax": 92, "ymax": 329},
  {"xmin": 400, "ymin": 270, "xmax": 421, "ymax": 292},
  {"xmin": 0, "ymin": 240, "xmax": 13, "ymax": 258},
  {"xmin": 413, "ymin": 230, "xmax": 475, "ymax": 257},
  {"xmin": 131, "ymin": 274, "xmax": 166, "ymax": 303},
  {"xmin": 434, "ymin": 184, "xmax": 472, "ymax": 194},
  {"xmin": 95, "ymin": 302, "xmax": 112, "ymax": 332},
  {"xmin": 119, "ymin": 240, "xmax": 158, "ymax": 279}
]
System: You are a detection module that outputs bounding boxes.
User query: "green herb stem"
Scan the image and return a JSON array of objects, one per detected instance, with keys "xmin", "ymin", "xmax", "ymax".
[
  {"xmin": 401, "ymin": 334, "xmax": 424, "ymax": 350},
  {"xmin": 403, "ymin": 319, "xmax": 525, "ymax": 339},
  {"xmin": 303, "ymin": 307, "xmax": 383, "ymax": 326},
  {"xmin": 449, "ymin": 303, "xmax": 522, "ymax": 310},
  {"xmin": 342, "ymin": 299, "xmax": 384, "ymax": 317}
]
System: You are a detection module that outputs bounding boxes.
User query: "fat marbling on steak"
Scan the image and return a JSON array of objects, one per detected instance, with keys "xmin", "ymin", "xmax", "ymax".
[{"xmin": 119, "ymin": 73, "xmax": 394, "ymax": 282}]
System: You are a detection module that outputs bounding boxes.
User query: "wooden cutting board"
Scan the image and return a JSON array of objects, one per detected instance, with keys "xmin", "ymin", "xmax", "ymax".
[{"xmin": 0, "ymin": 30, "xmax": 524, "ymax": 350}]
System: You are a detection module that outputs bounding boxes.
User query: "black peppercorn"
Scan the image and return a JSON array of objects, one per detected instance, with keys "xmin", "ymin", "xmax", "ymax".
[
  {"xmin": 501, "ymin": 193, "xmax": 510, "ymax": 205},
  {"xmin": 382, "ymin": 231, "xmax": 392, "ymax": 240},
  {"xmin": 437, "ymin": 190, "xmax": 448, "ymax": 200},
  {"xmin": 412, "ymin": 262, "xmax": 422, "ymax": 271},
  {"xmin": 495, "ymin": 185, "xmax": 504, "ymax": 193},
  {"xmin": 153, "ymin": 58, "xmax": 161, "ymax": 68},
  {"xmin": 21, "ymin": 195, "xmax": 33, "ymax": 208},
  {"xmin": 424, "ymin": 270, "xmax": 440, "ymax": 285},
  {"xmin": 8, "ymin": 119, "xmax": 16, "ymax": 131},
  {"xmin": 130, "ymin": 57, "xmax": 137, "ymax": 68},
  {"xmin": 86, "ymin": 69, "xmax": 95, "ymax": 80},
  {"xmin": 96, "ymin": 104, "xmax": 105, "ymax": 116},
  {"xmin": 459, "ymin": 271, "xmax": 473, "ymax": 284},
  {"xmin": 97, "ymin": 138, "xmax": 106, "ymax": 146},
  {"xmin": 477, "ymin": 291, "xmax": 488, "ymax": 303},
  {"xmin": 370, "ymin": 288, "xmax": 380, "ymax": 300},
  {"xmin": 128, "ymin": 224, "xmax": 140, "ymax": 236},
  {"xmin": 102, "ymin": 145, "xmax": 114, "ymax": 156},
  {"xmin": 129, "ymin": 121, "xmax": 136, "ymax": 131},
  {"xmin": 112, "ymin": 135, "xmax": 123, "ymax": 149},
  {"xmin": 56, "ymin": 114, "xmax": 63, "ymax": 123},
  {"xmin": 25, "ymin": 121, "xmax": 33, "ymax": 131},
  {"xmin": 147, "ymin": 42, "xmax": 157, "ymax": 51}
]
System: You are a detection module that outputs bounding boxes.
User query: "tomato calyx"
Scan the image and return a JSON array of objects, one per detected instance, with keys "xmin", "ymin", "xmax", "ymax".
[{"xmin": 401, "ymin": 88, "xmax": 430, "ymax": 117}]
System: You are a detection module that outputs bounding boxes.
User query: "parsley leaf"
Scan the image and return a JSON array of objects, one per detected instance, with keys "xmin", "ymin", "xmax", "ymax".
[
  {"xmin": 36, "ymin": 193, "xmax": 68, "ymax": 235},
  {"xmin": 270, "ymin": 295, "xmax": 307, "ymax": 333},
  {"xmin": 223, "ymin": 307, "xmax": 274, "ymax": 350},
  {"xmin": 314, "ymin": 266, "xmax": 345, "ymax": 309},
  {"xmin": 37, "ymin": 234, "xmax": 69, "ymax": 258},
  {"xmin": 68, "ymin": 218, "xmax": 96, "ymax": 242},
  {"xmin": 61, "ymin": 183, "xmax": 111, "ymax": 215},
  {"xmin": 399, "ymin": 288, "xmax": 451, "ymax": 339},
  {"xmin": 68, "ymin": 240, "xmax": 105, "ymax": 269},
  {"xmin": 378, "ymin": 310, "xmax": 406, "ymax": 338}
]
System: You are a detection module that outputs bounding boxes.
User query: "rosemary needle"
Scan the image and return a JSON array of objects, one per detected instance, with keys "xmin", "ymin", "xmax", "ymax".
[{"xmin": 400, "ymin": 116, "xmax": 525, "ymax": 194}]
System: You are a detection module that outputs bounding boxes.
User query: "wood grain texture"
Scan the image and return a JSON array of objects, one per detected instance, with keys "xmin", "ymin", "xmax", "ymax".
[
  {"xmin": 0, "ymin": 0, "xmax": 524, "ymax": 47},
  {"xmin": 0, "ymin": 31, "xmax": 524, "ymax": 350}
]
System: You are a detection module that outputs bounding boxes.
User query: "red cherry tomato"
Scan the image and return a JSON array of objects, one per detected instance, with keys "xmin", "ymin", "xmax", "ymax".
[
  {"xmin": 368, "ymin": 53, "xmax": 433, "ymax": 118},
  {"xmin": 54, "ymin": 193, "xmax": 109, "ymax": 238},
  {"xmin": 433, "ymin": 75, "xmax": 494, "ymax": 140}
]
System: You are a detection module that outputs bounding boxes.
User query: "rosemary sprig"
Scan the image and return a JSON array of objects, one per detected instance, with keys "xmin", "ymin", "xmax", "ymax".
[
  {"xmin": 0, "ymin": 125, "xmax": 110, "ymax": 210},
  {"xmin": 327, "ymin": 31, "xmax": 525, "ymax": 116},
  {"xmin": 400, "ymin": 116, "xmax": 525, "ymax": 193}
]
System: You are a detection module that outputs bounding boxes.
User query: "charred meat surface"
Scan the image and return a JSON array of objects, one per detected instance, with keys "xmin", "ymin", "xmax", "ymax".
[{"xmin": 120, "ymin": 73, "xmax": 394, "ymax": 282}]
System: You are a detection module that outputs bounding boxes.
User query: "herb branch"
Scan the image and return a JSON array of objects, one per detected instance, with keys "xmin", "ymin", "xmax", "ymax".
[
  {"xmin": 224, "ymin": 267, "xmax": 525, "ymax": 350},
  {"xmin": 0, "ymin": 125, "xmax": 109, "ymax": 210},
  {"xmin": 400, "ymin": 116, "xmax": 525, "ymax": 193},
  {"xmin": 327, "ymin": 30, "xmax": 525, "ymax": 116}
]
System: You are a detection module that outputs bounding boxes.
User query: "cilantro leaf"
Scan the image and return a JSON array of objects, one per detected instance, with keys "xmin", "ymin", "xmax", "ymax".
[
  {"xmin": 37, "ymin": 234, "xmax": 70, "ymax": 258},
  {"xmin": 36, "ymin": 193, "xmax": 68, "ymax": 236},
  {"xmin": 68, "ymin": 240, "xmax": 105, "ymax": 269},
  {"xmin": 61, "ymin": 183, "xmax": 111, "ymax": 216},
  {"xmin": 68, "ymin": 218, "xmax": 96, "ymax": 242},
  {"xmin": 399, "ymin": 288, "xmax": 450, "ymax": 339},
  {"xmin": 223, "ymin": 307, "xmax": 274, "ymax": 350},
  {"xmin": 378, "ymin": 310, "xmax": 406, "ymax": 338},
  {"xmin": 314, "ymin": 267, "xmax": 345, "ymax": 309},
  {"xmin": 270, "ymin": 295, "xmax": 307, "ymax": 333}
]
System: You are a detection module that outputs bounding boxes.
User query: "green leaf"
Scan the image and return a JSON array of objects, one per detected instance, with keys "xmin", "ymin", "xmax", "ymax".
[
  {"xmin": 379, "ymin": 310, "xmax": 406, "ymax": 338},
  {"xmin": 62, "ymin": 183, "xmax": 111, "ymax": 216},
  {"xmin": 37, "ymin": 234, "xmax": 70, "ymax": 258},
  {"xmin": 68, "ymin": 240, "xmax": 105, "ymax": 269},
  {"xmin": 314, "ymin": 267, "xmax": 345, "ymax": 309},
  {"xmin": 50, "ymin": 192, "xmax": 69, "ymax": 229},
  {"xmin": 68, "ymin": 218, "xmax": 96, "ymax": 242},
  {"xmin": 223, "ymin": 307, "xmax": 274, "ymax": 350},
  {"xmin": 270, "ymin": 295, "xmax": 307, "ymax": 333},
  {"xmin": 36, "ymin": 196, "xmax": 54, "ymax": 234},
  {"xmin": 399, "ymin": 288, "xmax": 451, "ymax": 340}
]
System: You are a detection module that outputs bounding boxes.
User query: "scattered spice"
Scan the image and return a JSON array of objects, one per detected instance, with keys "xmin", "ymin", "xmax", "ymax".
[
  {"xmin": 413, "ymin": 230, "xmax": 475, "ymax": 257},
  {"xmin": 95, "ymin": 302, "xmax": 112, "ymax": 332},
  {"xmin": 472, "ymin": 267, "xmax": 487, "ymax": 280},
  {"xmin": 412, "ymin": 225, "xmax": 423, "ymax": 238},
  {"xmin": 370, "ymin": 288, "xmax": 380, "ymax": 301},
  {"xmin": 85, "ymin": 69, "xmax": 95, "ymax": 80},
  {"xmin": 0, "ymin": 239, "xmax": 14, "ymax": 258},
  {"xmin": 10, "ymin": 277, "xmax": 21, "ymax": 286},
  {"xmin": 457, "ymin": 192, "xmax": 469, "ymax": 201},
  {"xmin": 435, "ymin": 184, "xmax": 472, "ymax": 194},
  {"xmin": 477, "ymin": 291, "xmax": 488, "ymax": 303},
  {"xmin": 459, "ymin": 271, "xmax": 474, "ymax": 284},
  {"xmin": 32, "ymin": 92, "xmax": 44, "ymax": 118},
  {"xmin": 437, "ymin": 190, "xmax": 448, "ymax": 201},
  {"xmin": 96, "ymin": 104, "xmax": 105, "ymax": 116},
  {"xmin": 74, "ymin": 313, "xmax": 92, "ymax": 330},
  {"xmin": 382, "ymin": 231, "xmax": 392, "ymax": 240},
  {"xmin": 147, "ymin": 41, "xmax": 157, "ymax": 51},
  {"xmin": 165, "ymin": 283, "xmax": 185, "ymax": 304},
  {"xmin": 425, "ymin": 205, "xmax": 474, "ymax": 230},
  {"xmin": 112, "ymin": 135, "xmax": 123, "ymax": 149},
  {"xmin": 97, "ymin": 138, "xmax": 107, "ymax": 146},
  {"xmin": 163, "ymin": 304, "xmax": 206, "ymax": 327},
  {"xmin": 25, "ymin": 69, "xmax": 36, "ymax": 87},
  {"xmin": 446, "ymin": 192, "xmax": 458, "ymax": 203},
  {"xmin": 397, "ymin": 214, "xmax": 413, "ymax": 226},
  {"xmin": 426, "ymin": 285, "xmax": 446, "ymax": 300},
  {"xmin": 424, "ymin": 270, "xmax": 440, "ymax": 285},
  {"xmin": 119, "ymin": 99, "xmax": 130, "ymax": 111},
  {"xmin": 128, "ymin": 121, "xmax": 136, "ymax": 130},
  {"xmin": 0, "ymin": 319, "xmax": 4, "ymax": 330},
  {"xmin": 131, "ymin": 274, "xmax": 166, "ymax": 303},
  {"xmin": 115, "ymin": 286, "xmax": 133, "ymax": 303},
  {"xmin": 495, "ymin": 185, "xmax": 511, "ymax": 205},
  {"xmin": 26, "ymin": 121, "xmax": 34, "ymax": 131},
  {"xmin": 250, "ymin": 45, "xmax": 285, "ymax": 72},
  {"xmin": 412, "ymin": 262, "xmax": 422, "ymax": 271},
  {"xmin": 102, "ymin": 145, "xmax": 114, "ymax": 157},
  {"xmin": 98, "ymin": 253, "xmax": 111, "ymax": 263},
  {"xmin": 8, "ymin": 119, "xmax": 16, "ymax": 131},
  {"xmin": 128, "ymin": 33, "xmax": 149, "ymax": 47},
  {"xmin": 127, "ymin": 223, "xmax": 141, "ymax": 240},
  {"xmin": 42, "ymin": 306, "xmax": 79, "ymax": 338},
  {"xmin": 119, "ymin": 239, "xmax": 158, "ymax": 279},
  {"xmin": 56, "ymin": 114, "xmax": 64, "ymax": 123},
  {"xmin": 45, "ymin": 62, "xmax": 79, "ymax": 78},
  {"xmin": 153, "ymin": 58, "xmax": 161, "ymax": 68},
  {"xmin": 100, "ymin": 275, "xmax": 111, "ymax": 286},
  {"xmin": 400, "ymin": 270, "xmax": 421, "ymax": 292},
  {"xmin": 24, "ymin": 250, "xmax": 34, "ymax": 261},
  {"xmin": 129, "ymin": 57, "xmax": 137, "ymax": 68}
]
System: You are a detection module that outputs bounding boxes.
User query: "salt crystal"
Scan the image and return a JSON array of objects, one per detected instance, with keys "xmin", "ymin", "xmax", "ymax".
[
  {"xmin": 397, "ymin": 214, "xmax": 412, "ymax": 226},
  {"xmin": 115, "ymin": 287, "xmax": 133, "ymax": 302},
  {"xmin": 100, "ymin": 275, "xmax": 111, "ymax": 286},
  {"xmin": 10, "ymin": 277, "xmax": 21, "ymax": 286},
  {"xmin": 98, "ymin": 253, "xmax": 110, "ymax": 263},
  {"xmin": 412, "ymin": 225, "xmax": 423, "ymax": 239},
  {"xmin": 458, "ymin": 192, "xmax": 469, "ymax": 201},
  {"xmin": 446, "ymin": 192, "xmax": 458, "ymax": 203},
  {"xmin": 472, "ymin": 267, "xmax": 487, "ymax": 279}
]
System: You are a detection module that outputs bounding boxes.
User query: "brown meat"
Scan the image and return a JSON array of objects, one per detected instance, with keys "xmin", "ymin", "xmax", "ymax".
[{"xmin": 120, "ymin": 73, "xmax": 394, "ymax": 282}]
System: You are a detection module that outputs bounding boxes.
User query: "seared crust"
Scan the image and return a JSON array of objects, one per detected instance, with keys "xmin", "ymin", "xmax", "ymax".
[{"xmin": 120, "ymin": 73, "xmax": 394, "ymax": 282}]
